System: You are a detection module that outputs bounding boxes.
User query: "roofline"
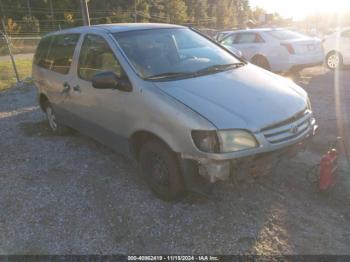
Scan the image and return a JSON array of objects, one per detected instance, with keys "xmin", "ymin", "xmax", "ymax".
[{"xmin": 43, "ymin": 23, "xmax": 186, "ymax": 37}]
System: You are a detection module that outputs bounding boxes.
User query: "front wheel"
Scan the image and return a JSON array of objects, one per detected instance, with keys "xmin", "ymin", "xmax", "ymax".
[
  {"xmin": 139, "ymin": 139, "xmax": 186, "ymax": 201},
  {"xmin": 251, "ymin": 56, "xmax": 270, "ymax": 70}
]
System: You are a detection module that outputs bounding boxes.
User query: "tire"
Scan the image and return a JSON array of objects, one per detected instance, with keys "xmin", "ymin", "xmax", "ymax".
[
  {"xmin": 139, "ymin": 139, "xmax": 186, "ymax": 201},
  {"xmin": 326, "ymin": 51, "xmax": 343, "ymax": 70},
  {"xmin": 251, "ymin": 55, "xmax": 270, "ymax": 70},
  {"xmin": 44, "ymin": 101, "xmax": 70, "ymax": 135}
]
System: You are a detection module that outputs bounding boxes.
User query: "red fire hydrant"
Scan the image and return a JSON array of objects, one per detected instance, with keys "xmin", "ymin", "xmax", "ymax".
[{"xmin": 319, "ymin": 148, "xmax": 338, "ymax": 192}]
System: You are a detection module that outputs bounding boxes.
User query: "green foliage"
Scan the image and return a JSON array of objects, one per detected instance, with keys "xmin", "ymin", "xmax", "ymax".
[
  {"xmin": 0, "ymin": 0, "xmax": 255, "ymax": 34},
  {"xmin": 164, "ymin": 0, "xmax": 187, "ymax": 24},
  {"xmin": 137, "ymin": 0, "xmax": 150, "ymax": 22},
  {"xmin": 20, "ymin": 16, "xmax": 40, "ymax": 34},
  {"xmin": 187, "ymin": 0, "xmax": 208, "ymax": 24},
  {"xmin": 5, "ymin": 18, "xmax": 21, "ymax": 35}
]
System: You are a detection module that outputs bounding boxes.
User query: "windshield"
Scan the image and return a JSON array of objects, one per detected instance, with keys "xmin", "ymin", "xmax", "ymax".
[
  {"xmin": 268, "ymin": 29, "xmax": 306, "ymax": 40},
  {"xmin": 113, "ymin": 28, "xmax": 242, "ymax": 79}
]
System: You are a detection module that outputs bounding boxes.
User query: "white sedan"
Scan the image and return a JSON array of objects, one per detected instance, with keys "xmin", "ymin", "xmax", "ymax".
[
  {"xmin": 219, "ymin": 28, "xmax": 324, "ymax": 73},
  {"xmin": 323, "ymin": 27, "xmax": 350, "ymax": 70}
]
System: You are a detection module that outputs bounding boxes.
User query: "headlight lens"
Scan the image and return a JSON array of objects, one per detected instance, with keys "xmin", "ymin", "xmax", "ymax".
[
  {"xmin": 217, "ymin": 130, "xmax": 258, "ymax": 153},
  {"xmin": 191, "ymin": 130, "xmax": 220, "ymax": 153},
  {"xmin": 192, "ymin": 130, "xmax": 258, "ymax": 153}
]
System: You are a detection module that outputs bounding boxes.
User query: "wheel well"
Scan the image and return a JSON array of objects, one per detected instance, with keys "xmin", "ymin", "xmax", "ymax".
[
  {"xmin": 251, "ymin": 54, "xmax": 268, "ymax": 63},
  {"xmin": 39, "ymin": 94, "xmax": 48, "ymax": 112},
  {"xmin": 130, "ymin": 131, "xmax": 173, "ymax": 160},
  {"xmin": 326, "ymin": 50, "xmax": 342, "ymax": 58}
]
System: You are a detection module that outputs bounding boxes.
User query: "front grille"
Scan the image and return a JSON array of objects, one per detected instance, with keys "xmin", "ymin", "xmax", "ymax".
[{"xmin": 262, "ymin": 110, "xmax": 311, "ymax": 144}]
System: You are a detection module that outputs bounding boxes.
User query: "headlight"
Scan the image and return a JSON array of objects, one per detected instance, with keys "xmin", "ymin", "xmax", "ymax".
[
  {"xmin": 192, "ymin": 130, "xmax": 258, "ymax": 153},
  {"xmin": 307, "ymin": 97, "xmax": 312, "ymax": 111},
  {"xmin": 217, "ymin": 130, "xmax": 258, "ymax": 153},
  {"xmin": 191, "ymin": 130, "xmax": 220, "ymax": 153}
]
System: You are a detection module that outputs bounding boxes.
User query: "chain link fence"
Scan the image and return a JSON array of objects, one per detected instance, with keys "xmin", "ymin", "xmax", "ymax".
[{"xmin": 0, "ymin": 35, "xmax": 38, "ymax": 90}]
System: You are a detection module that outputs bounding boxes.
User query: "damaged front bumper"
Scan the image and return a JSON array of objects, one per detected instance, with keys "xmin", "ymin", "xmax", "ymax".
[{"xmin": 181, "ymin": 120, "xmax": 318, "ymax": 184}]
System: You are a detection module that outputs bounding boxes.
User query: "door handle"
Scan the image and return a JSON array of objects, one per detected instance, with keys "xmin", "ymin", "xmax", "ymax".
[
  {"xmin": 61, "ymin": 82, "xmax": 71, "ymax": 94},
  {"xmin": 73, "ymin": 85, "xmax": 81, "ymax": 92}
]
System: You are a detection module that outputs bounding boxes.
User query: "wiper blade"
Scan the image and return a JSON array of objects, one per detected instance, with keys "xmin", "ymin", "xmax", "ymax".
[
  {"xmin": 144, "ymin": 63, "xmax": 246, "ymax": 80},
  {"xmin": 196, "ymin": 63, "xmax": 245, "ymax": 74},
  {"xmin": 145, "ymin": 72, "xmax": 194, "ymax": 80}
]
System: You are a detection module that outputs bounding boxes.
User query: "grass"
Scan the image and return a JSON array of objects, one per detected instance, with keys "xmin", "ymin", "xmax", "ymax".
[{"xmin": 0, "ymin": 59, "xmax": 33, "ymax": 91}]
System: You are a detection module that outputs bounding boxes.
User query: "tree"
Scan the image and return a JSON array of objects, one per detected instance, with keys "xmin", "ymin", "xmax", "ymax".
[
  {"xmin": 148, "ymin": 0, "xmax": 167, "ymax": 22},
  {"xmin": 20, "ymin": 15, "xmax": 40, "ymax": 34},
  {"xmin": 136, "ymin": 0, "xmax": 150, "ymax": 22},
  {"xmin": 164, "ymin": 0, "xmax": 187, "ymax": 24},
  {"xmin": 187, "ymin": 0, "xmax": 208, "ymax": 26},
  {"xmin": 251, "ymin": 6, "xmax": 266, "ymax": 23},
  {"xmin": 234, "ymin": 0, "xmax": 250, "ymax": 27},
  {"xmin": 216, "ymin": 0, "xmax": 230, "ymax": 29},
  {"xmin": 5, "ymin": 18, "xmax": 20, "ymax": 35}
]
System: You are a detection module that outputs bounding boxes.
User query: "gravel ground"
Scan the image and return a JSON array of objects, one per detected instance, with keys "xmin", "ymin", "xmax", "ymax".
[{"xmin": 0, "ymin": 66, "xmax": 349, "ymax": 255}]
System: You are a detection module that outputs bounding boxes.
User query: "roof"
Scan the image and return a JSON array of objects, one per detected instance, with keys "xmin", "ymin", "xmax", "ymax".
[
  {"xmin": 220, "ymin": 28, "xmax": 285, "ymax": 34},
  {"xmin": 45, "ymin": 23, "xmax": 185, "ymax": 36}
]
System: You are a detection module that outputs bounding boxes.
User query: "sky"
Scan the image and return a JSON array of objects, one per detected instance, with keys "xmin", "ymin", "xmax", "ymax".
[{"xmin": 249, "ymin": 0, "xmax": 350, "ymax": 20}]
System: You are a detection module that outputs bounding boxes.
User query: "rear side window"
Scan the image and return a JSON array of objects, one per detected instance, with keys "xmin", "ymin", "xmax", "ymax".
[
  {"xmin": 235, "ymin": 33, "xmax": 264, "ymax": 44},
  {"xmin": 78, "ymin": 34, "xmax": 123, "ymax": 81},
  {"xmin": 48, "ymin": 34, "xmax": 80, "ymax": 74},
  {"xmin": 33, "ymin": 34, "xmax": 80, "ymax": 74}
]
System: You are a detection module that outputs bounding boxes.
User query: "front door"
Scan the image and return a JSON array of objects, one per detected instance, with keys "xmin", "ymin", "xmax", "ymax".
[{"xmin": 63, "ymin": 33, "xmax": 133, "ymax": 154}]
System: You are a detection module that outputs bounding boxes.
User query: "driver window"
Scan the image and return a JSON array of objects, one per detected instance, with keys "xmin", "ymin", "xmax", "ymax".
[{"xmin": 78, "ymin": 34, "xmax": 123, "ymax": 81}]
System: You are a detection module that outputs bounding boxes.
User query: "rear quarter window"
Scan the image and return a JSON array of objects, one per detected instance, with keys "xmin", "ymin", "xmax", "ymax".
[
  {"xmin": 33, "ymin": 33, "xmax": 80, "ymax": 75},
  {"xmin": 33, "ymin": 36, "xmax": 53, "ymax": 68}
]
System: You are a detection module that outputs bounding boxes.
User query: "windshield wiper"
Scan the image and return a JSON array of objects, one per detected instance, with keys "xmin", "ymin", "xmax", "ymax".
[
  {"xmin": 145, "ymin": 72, "xmax": 194, "ymax": 80},
  {"xmin": 145, "ymin": 63, "xmax": 245, "ymax": 80},
  {"xmin": 196, "ymin": 63, "xmax": 245, "ymax": 75}
]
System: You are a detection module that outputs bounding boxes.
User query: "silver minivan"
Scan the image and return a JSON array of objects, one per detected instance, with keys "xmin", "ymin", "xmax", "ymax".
[{"xmin": 32, "ymin": 23, "xmax": 318, "ymax": 201}]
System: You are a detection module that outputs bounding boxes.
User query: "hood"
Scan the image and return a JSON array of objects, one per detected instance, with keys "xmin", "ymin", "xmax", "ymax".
[{"xmin": 153, "ymin": 64, "xmax": 307, "ymax": 131}]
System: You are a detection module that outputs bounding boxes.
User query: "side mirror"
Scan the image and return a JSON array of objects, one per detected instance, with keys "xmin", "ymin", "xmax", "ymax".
[
  {"xmin": 92, "ymin": 71, "xmax": 132, "ymax": 92},
  {"xmin": 228, "ymin": 46, "xmax": 243, "ymax": 59}
]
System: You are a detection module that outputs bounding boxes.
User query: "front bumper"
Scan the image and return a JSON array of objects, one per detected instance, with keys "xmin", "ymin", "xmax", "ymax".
[{"xmin": 182, "ymin": 114, "xmax": 318, "ymax": 183}]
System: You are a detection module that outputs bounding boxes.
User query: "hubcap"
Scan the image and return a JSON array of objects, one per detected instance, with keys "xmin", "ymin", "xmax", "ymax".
[
  {"xmin": 328, "ymin": 54, "xmax": 340, "ymax": 69},
  {"xmin": 46, "ymin": 106, "xmax": 58, "ymax": 131}
]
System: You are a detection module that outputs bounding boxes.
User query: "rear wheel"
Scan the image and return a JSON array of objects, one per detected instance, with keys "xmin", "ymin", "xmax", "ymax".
[
  {"xmin": 44, "ymin": 101, "xmax": 70, "ymax": 135},
  {"xmin": 139, "ymin": 139, "xmax": 186, "ymax": 201},
  {"xmin": 326, "ymin": 51, "xmax": 343, "ymax": 70},
  {"xmin": 251, "ymin": 55, "xmax": 270, "ymax": 70}
]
